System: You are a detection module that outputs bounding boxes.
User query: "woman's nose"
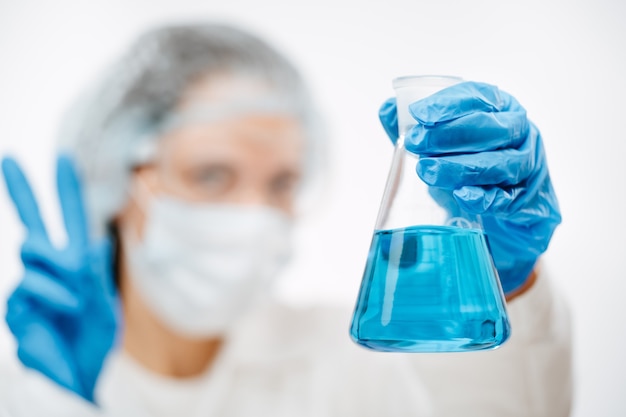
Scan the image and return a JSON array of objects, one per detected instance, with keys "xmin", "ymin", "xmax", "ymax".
[{"xmin": 229, "ymin": 186, "xmax": 272, "ymax": 207}]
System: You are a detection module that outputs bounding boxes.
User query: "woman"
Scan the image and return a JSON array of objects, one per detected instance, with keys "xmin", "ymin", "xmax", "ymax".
[{"xmin": 1, "ymin": 23, "xmax": 571, "ymax": 416}]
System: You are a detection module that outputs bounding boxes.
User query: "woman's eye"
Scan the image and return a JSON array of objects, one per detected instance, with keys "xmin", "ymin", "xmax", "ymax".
[
  {"xmin": 190, "ymin": 165, "xmax": 234, "ymax": 189},
  {"xmin": 196, "ymin": 169, "xmax": 225, "ymax": 182},
  {"xmin": 270, "ymin": 173, "xmax": 299, "ymax": 197}
]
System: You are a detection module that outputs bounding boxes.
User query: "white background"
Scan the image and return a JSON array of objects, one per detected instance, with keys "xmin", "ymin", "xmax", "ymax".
[{"xmin": 0, "ymin": 0, "xmax": 624, "ymax": 415}]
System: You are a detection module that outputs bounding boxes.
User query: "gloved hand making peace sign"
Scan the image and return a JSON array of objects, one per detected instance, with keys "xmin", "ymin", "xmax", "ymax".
[
  {"xmin": 1, "ymin": 155, "xmax": 119, "ymax": 403},
  {"xmin": 378, "ymin": 81, "xmax": 562, "ymax": 296}
]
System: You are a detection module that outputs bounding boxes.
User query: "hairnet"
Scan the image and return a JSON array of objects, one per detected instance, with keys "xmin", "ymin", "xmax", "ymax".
[{"xmin": 58, "ymin": 23, "xmax": 325, "ymax": 237}]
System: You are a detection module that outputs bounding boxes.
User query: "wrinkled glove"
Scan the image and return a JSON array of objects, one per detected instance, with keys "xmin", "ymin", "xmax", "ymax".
[
  {"xmin": 1, "ymin": 155, "xmax": 119, "ymax": 403},
  {"xmin": 378, "ymin": 81, "xmax": 561, "ymax": 295}
]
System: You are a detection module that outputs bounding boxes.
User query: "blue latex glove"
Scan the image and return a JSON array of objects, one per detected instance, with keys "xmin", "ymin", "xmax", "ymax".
[
  {"xmin": 378, "ymin": 81, "xmax": 562, "ymax": 295},
  {"xmin": 1, "ymin": 155, "xmax": 119, "ymax": 402}
]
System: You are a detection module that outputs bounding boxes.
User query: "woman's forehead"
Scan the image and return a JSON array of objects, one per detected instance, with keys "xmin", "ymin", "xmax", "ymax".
[
  {"xmin": 152, "ymin": 72, "xmax": 308, "ymax": 167},
  {"xmin": 157, "ymin": 113, "xmax": 306, "ymax": 160}
]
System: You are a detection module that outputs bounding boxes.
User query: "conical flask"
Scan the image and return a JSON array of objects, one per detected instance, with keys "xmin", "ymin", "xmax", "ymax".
[{"xmin": 350, "ymin": 75, "xmax": 511, "ymax": 353}]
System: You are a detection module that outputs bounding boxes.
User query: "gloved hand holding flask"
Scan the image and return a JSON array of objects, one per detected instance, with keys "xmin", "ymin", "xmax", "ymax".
[
  {"xmin": 350, "ymin": 76, "xmax": 561, "ymax": 353},
  {"xmin": 378, "ymin": 81, "xmax": 562, "ymax": 295}
]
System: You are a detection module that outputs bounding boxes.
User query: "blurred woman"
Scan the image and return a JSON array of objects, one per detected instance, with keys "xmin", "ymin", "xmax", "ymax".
[{"xmin": 1, "ymin": 23, "xmax": 571, "ymax": 417}]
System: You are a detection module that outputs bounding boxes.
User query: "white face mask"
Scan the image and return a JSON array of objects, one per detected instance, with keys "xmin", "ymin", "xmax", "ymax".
[{"xmin": 123, "ymin": 197, "xmax": 293, "ymax": 338}]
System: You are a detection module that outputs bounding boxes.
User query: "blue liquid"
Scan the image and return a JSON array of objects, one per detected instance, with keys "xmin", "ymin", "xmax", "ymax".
[{"xmin": 350, "ymin": 225, "xmax": 510, "ymax": 352}]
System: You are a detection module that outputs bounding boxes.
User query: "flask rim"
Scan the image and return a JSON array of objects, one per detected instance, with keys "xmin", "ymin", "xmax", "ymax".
[{"xmin": 392, "ymin": 75, "xmax": 464, "ymax": 89}]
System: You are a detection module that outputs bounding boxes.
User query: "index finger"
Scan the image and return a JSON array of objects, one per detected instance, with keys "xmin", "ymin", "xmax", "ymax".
[
  {"xmin": 56, "ymin": 154, "xmax": 89, "ymax": 248},
  {"xmin": 1, "ymin": 156, "xmax": 49, "ymax": 240},
  {"xmin": 378, "ymin": 97, "xmax": 399, "ymax": 144}
]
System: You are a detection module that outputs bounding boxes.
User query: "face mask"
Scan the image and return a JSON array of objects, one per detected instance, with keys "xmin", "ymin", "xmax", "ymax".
[{"xmin": 123, "ymin": 197, "xmax": 293, "ymax": 338}]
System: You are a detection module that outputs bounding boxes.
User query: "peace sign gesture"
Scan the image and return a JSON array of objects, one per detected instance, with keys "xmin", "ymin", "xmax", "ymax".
[{"xmin": 2, "ymin": 155, "xmax": 119, "ymax": 403}]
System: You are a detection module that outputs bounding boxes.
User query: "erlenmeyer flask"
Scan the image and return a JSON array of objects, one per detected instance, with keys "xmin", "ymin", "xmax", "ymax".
[{"xmin": 350, "ymin": 75, "xmax": 511, "ymax": 353}]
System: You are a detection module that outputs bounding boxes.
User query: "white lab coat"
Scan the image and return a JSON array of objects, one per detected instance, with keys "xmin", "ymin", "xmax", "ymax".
[{"xmin": 0, "ymin": 268, "xmax": 572, "ymax": 417}]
